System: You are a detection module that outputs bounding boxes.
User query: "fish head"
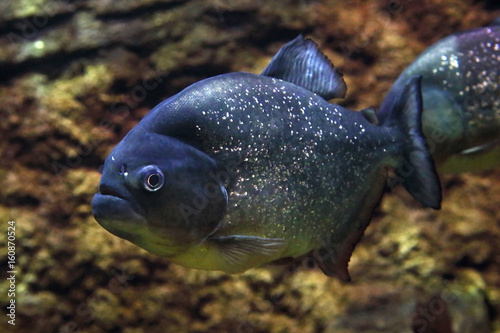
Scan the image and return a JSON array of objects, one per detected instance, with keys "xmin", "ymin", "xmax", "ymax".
[{"xmin": 92, "ymin": 130, "xmax": 228, "ymax": 257}]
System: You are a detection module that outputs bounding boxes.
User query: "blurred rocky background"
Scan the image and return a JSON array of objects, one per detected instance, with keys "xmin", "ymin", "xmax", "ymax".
[{"xmin": 0, "ymin": 0, "xmax": 499, "ymax": 332}]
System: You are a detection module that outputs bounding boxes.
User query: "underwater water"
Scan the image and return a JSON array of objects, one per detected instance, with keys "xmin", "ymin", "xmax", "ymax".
[{"xmin": 0, "ymin": 0, "xmax": 499, "ymax": 332}]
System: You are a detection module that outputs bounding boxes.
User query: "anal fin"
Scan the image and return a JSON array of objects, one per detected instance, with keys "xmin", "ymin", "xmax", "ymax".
[{"xmin": 313, "ymin": 169, "xmax": 387, "ymax": 282}]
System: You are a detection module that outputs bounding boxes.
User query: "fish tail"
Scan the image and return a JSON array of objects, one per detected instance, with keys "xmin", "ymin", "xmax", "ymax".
[{"xmin": 385, "ymin": 75, "xmax": 442, "ymax": 209}]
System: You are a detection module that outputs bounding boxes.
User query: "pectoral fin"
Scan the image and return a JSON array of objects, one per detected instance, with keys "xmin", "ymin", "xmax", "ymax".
[
  {"xmin": 209, "ymin": 235, "xmax": 287, "ymax": 273},
  {"xmin": 459, "ymin": 140, "xmax": 500, "ymax": 155},
  {"xmin": 439, "ymin": 142, "xmax": 500, "ymax": 174}
]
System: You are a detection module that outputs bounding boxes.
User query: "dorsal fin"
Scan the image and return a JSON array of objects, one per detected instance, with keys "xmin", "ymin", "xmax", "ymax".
[{"xmin": 261, "ymin": 35, "xmax": 347, "ymax": 100}]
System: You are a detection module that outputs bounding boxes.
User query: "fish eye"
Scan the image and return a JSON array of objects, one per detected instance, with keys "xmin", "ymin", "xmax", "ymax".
[{"xmin": 139, "ymin": 165, "xmax": 164, "ymax": 192}]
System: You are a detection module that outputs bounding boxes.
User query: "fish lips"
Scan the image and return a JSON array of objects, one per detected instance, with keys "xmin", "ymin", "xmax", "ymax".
[
  {"xmin": 92, "ymin": 191, "xmax": 193, "ymax": 257},
  {"xmin": 91, "ymin": 191, "xmax": 147, "ymax": 238}
]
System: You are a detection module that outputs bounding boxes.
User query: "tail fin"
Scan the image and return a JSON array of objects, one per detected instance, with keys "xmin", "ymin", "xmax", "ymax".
[{"xmin": 384, "ymin": 76, "xmax": 442, "ymax": 209}]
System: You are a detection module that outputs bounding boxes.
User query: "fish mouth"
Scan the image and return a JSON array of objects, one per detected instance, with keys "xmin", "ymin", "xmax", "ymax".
[
  {"xmin": 92, "ymin": 186, "xmax": 190, "ymax": 257},
  {"xmin": 98, "ymin": 183, "xmax": 126, "ymax": 199},
  {"xmin": 91, "ymin": 184, "xmax": 146, "ymax": 238}
]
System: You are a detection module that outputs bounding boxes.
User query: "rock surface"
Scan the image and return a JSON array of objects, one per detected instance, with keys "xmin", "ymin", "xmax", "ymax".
[{"xmin": 0, "ymin": 0, "xmax": 499, "ymax": 332}]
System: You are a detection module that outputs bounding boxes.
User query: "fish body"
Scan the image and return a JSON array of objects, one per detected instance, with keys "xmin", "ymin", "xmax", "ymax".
[
  {"xmin": 92, "ymin": 36, "xmax": 441, "ymax": 280},
  {"xmin": 378, "ymin": 26, "xmax": 500, "ymax": 173}
]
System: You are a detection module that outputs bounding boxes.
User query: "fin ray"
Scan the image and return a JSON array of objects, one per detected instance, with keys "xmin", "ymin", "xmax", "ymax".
[
  {"xmin": 209, "ymin": 235, "xmax": 287, "ymax": 272},
  {"xmin": 261, "ymin": 35, "xmax": 347, "ymax": 100},
  {"xmin": 385, "ymin": 76, "xmax": 442, "ymax": 209}
]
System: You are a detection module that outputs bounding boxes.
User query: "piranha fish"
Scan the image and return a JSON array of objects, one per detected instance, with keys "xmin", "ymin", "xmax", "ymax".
[
  {"xmin": 92, "ymin": 36, "xmax": 441, "ymax": 280},
  {"xmin": 378, "ymin": 25, "xmax": 500, "ymax": 174}
]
